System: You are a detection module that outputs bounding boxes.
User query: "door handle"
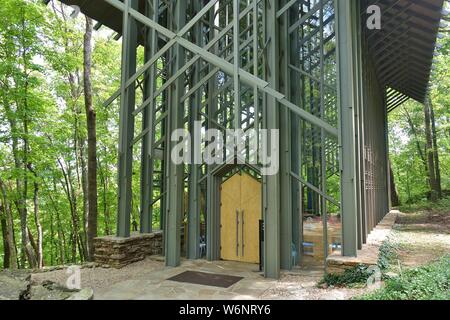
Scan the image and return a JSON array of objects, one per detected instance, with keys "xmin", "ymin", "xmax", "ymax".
[
  {"xmin": 236, "ymin": 210, "xmax": 239, "ymax": 257},
  {"xmin": 241, "ymin": 210, "xmax": 245, "ymax": 257}
]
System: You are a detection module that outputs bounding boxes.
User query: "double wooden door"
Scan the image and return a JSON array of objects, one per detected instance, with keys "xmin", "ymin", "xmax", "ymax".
[{"xmin": 220, "ymin": 172, "xmax": 261, "ymax": 264}]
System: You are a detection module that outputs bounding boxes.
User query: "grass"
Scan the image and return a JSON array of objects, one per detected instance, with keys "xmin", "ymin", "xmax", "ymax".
[
  {"xmin": 357, "ymin": 255, "xmax": 450, "ymax": 300},
  {"xmin": 319, "ymin": 197, "xmax": 449, "ymax": 298},
  {"xmin": 398, "ymin": 196, "xmax": 450, "ymax": 214}
]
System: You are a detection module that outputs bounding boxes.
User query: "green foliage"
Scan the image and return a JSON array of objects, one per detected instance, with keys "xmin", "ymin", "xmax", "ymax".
[
  {"xmin": 320, "ymin": 265, "xmax": 374, "ymax": 288},
  {"xmin": 358, "ymin": 256, "xmax": 450, "ymax": 300},
  {"xmin": 0, "ymin": 0, "xmax": 124, "ymax": 268},
  {"xmin": 389, "ymin": 21, "xmax": 450, "ymax": 205},
  {"xmin": 399, "ymin": 196, "xmax": 450, "ymax": 214},
  {"xmin": 377, "ymin": 239, "xmax": 399, "ymax": 271},
  {"xmin": 321, "ymin": 239, "xmax": 399, "ymax": 288}
]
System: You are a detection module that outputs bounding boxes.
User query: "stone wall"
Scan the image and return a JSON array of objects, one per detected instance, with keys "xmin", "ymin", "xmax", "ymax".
[
  {"xmin": 326, "ymin": 210, "xmax": 398, "ymax": 274},
  {"xmin": 94, "ymin": 231, "xmax": 163, "ymax": 268}
]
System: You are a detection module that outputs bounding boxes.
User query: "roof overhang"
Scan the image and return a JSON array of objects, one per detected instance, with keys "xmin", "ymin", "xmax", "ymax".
[
  {"xmin": 50, "ymin": 0, "xmax": 148, "ymax": 43},
  {"xmin": 364, "ymin": 0, "xmax": 444, "ymax": 106},
  {"xmin": 51, "ymin": 0, "xmax": 444, "ymax": 107}
]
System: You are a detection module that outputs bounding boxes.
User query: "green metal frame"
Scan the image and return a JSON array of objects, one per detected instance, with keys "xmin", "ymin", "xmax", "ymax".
[{"xmin": 105, "ymin": 0, "xmax": 393, "ymax": 278}]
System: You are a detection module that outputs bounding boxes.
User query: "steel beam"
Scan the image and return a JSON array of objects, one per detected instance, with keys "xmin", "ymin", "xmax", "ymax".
[
  {"xmin": 288, "ymin": 1, "xmax": 301, "ymax": 267},
  {"xmin": 187, "ymin": 0, "xmax": 203, "ymax": 260},
  {"xmin": 206, "ymin": 4, "xmax": 220, "ymax": 262},
  {"xmin": 335, "ymin": 0, "xmax": 358, "ymax": 257},
  {"xmin": 263, "ymin": 0, "xmax": 281, "ymax": 279},
  {"xmin": 117, "ymin": 0, "xmax": 139, "ymax": 238},
  {"xmin": 140, "ymin": 0, "xmax": 159, "ymax": 234},
  {"xmin": 164, "ymin": 0, "xmax": 186, "ymax": 267},
  {"xmin": 279, "ymin": 0, "xmax": 292, "ymax": 271}
]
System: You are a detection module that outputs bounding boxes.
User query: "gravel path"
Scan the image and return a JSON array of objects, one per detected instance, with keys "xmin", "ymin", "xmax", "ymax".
[
  {"xmin": 259, "ymin": 274, "xmax": 368, "ymax": 300},
  {"xmin": 393, "ymin": 209, "xmax": 450, "ymax": 268}
]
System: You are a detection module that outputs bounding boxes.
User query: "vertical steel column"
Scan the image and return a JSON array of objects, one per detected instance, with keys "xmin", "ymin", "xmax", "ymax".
[
  {"xmin": 263, "ymin": 0, "xmax": 281, "ymax": 278},
  {"xmin": 140, "ymin": 0, "xmax": 159, "ymax": 234},
  {"xmin": 383, "ymin": 94, "xmax": 391, "ymax": 215},
  {"xmin": 359, "ymin": 26, "xmax": 368, "ymax": 244},
  {"xmin": 289, "ymin": 1, "xmax": 301, "ymax": 261},
  {"xmin": 206, "ymin": 3, "xmax": 220, "ymax": 261},
  {"xmin": 335, "ymin": 0, "xmax": 358, "ymax": 257},
  {"xmin": 164, "ymin": 0, "xmax": 187, "ymax": 267},
  {"xmin": 187, "ymin": 1, "xmax": 202, "ymax": 260},
  {"xmin": 233, "ymin": 0, "xmax": 241, "ymax": 130},
  {"xmin": 279, "ymin": 0, "xmax": 293, "ymax": 271},
  {"xmin": 352, "ymin": 0, "xmax": 363, "ymax": 249},
  {"xmin": 319, "ymin": 0, "xmax": 329, "ymax": 264},
  {"xmin": 253, "ymin": 0, "xmax": 260, "ymax": 147},
  {"xmin": 117, "ymin": 0, "xmax": 139, "ymax": 238}
]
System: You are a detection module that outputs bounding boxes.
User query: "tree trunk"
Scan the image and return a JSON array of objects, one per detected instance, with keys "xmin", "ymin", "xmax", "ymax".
[
  {"xmin": 429, "ymin": 99, "xmax": 442, "ymax": 199},
  {"xmin": 57, "ymin": 158, "xmax": 82, "ymax": 263},
  {"xmin": 49, "ymin": 208, "xmax": 54, "ymax": 266},
  {"xmin": 28, "ymin": 165, "xmax": 43, "ymax": 268},
  {"xmin": 79, "ymin": 137, "xmax": 89, "ymax": 258},
  {"xmin": 84, "ymin": 16, "xmax": 98, "ymax": 261},
  {"xmin": 0, "ymin": 178, "xmax": 18, "ymax": 269},
  {"xmin": 99, "ymin": 159, "xmax": 111, "ymax": 235},
  {"xmin": 52, "ymin": 177, "xmax": 66, "ymax": 264},
  {"xmin": 389, "ymin": 161, "xmax": 400, "ymax": 207},
  {"xmin": 424, "ymin": 97, "xmax": 440, "ymax": 202},
  {"xmin": 403, "ymin": 107, "xmax": 428, "ymax": 171},
  {"xmin": 4, "ymin": 101, "xmax": 37, "ymax": 268},
  {"xmin": 1, "ymin": 211, "xmax": 10, "ymax": 268}
]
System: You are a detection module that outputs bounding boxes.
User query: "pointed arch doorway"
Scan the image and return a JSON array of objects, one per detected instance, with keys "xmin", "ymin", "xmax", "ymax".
[{"xmin": 220, "ymin": 170, "xmax": 262, "ymax": 264}]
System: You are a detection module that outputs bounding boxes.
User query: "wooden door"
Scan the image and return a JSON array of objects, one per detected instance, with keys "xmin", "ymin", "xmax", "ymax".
[
  {"xmin": 220, "ymin": 172, "xmax": 261, "ymax": 264},
  {"xmin": 240, "ymin": 173, "xmax": 261, "ymax": 263},
  {"xmin": 220, "ymin": 173, "xmax": 241, "ymax": 261}
]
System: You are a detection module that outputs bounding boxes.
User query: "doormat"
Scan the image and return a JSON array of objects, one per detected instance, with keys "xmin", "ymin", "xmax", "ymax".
[{"xmin": 167, "ymin": 271, "xmax": 243, "ymax": 288}]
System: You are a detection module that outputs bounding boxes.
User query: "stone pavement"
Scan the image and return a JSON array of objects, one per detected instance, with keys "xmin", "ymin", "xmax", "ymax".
[{"xmin": 95, "ymin": 259, "xmax": 279, "ymax": 300}]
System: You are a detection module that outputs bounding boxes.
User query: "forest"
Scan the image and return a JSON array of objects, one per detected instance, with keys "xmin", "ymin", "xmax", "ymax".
[{"xmin": 0, "ymin": 0, "xmax": 449, "ymax": 270}]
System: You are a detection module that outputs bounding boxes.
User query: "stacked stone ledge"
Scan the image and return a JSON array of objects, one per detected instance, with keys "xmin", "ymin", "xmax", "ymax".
[{"xmin": 94, "ymin": 231, "xmax": 163, "ymax": 268}]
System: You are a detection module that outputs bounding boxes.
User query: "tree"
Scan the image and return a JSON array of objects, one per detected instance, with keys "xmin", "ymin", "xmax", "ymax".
[
  {"xmin": 389, "ymin": 161, "xmax": 400, "ymax": 207},
  {"xmin": 83, "ymin": 16, "xmax": 97, "ymax": 261},
  {"xmin": 423, "ymin": 96, "xmax": 441, "ymax": 202},
  {"xmin": 0, "ymin": 177, "xmax": 18, "ymax": 268}
]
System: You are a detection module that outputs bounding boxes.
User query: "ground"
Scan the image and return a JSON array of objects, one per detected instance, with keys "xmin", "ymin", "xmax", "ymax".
[
  {"xmin": 30, "ymin": 206, "xmax": 450, "ymax": 300},
  {"xmin": 393, "ymin": 207, "xmax": 450, "ymax": 268}
]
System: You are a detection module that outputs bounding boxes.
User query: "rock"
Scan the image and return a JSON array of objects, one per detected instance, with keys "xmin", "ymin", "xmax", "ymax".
[
  {"xmin": 318, "ymin": 283, "xmax": 329, "ymax": 289},
  {"xmin": 0, "ymin": 270, "xmax": 94, "ymax": 300},
  {"xmin": 67, "ymin": 288, "xmax": 94, "ymax": 300},
  {"xmin": 384, "ymin": 272, "xmax": 399, "ymax": 279},
  {"xmin": 27, "ymin": 285, "xmax": 72, "ymax": 300},
  {"xmin": 319, "ymin": 291, "xmax": 346, "ymax": 300},
  {"xmin": 41, "ymin": 280, "xmax": 78, "ymax": 293},
  {"xmin": 0, "ymin": 270, "xmax": 31, "ymax": 300},
  {"xmin": 83, "ymin": 262, "xmax": 97, "ymax": 269}
]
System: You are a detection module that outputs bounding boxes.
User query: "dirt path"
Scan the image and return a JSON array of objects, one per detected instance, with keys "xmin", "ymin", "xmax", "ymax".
[
  {"xmin": 392, "ymin": 208, "xmax": 450, "ymax": 268},
  {"xmin": 263, "ymin": 206, "xmax": 450, "ymax": 300}
]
